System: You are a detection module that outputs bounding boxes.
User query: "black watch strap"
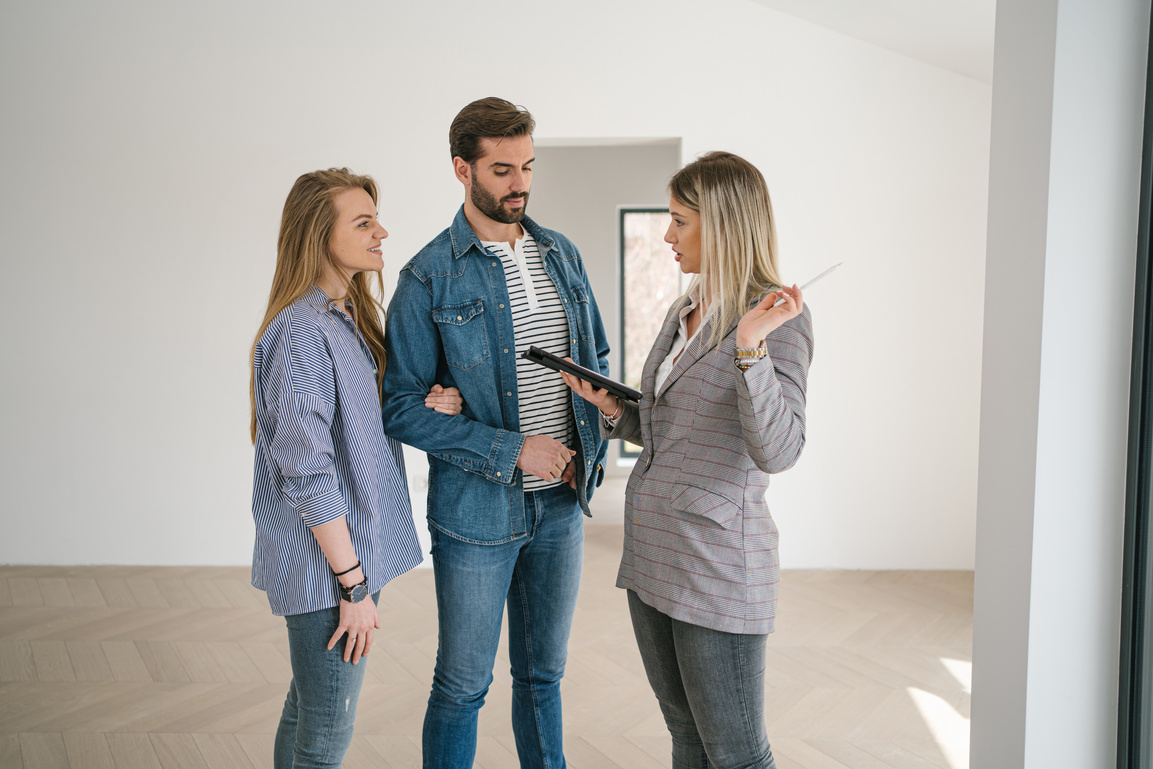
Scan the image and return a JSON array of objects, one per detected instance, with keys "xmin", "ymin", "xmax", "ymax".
[{"xmin": 338, "ymin": 577, "xmax": 369, "ymax": 603}]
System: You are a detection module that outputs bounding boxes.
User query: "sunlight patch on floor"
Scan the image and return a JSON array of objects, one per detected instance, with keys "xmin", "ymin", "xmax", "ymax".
[
  {"xmin": 941, "ymin": 657, "xmax": 972, "ymax": 693},
  {"xmin": 909, "ymin": 654, "xmax": 971, "ymax": 769}
]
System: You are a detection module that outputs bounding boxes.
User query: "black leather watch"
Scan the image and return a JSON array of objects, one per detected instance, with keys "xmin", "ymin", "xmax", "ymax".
[{"xmin": 338, "ymin": 577, "xmax": 369, "ymax": 603}]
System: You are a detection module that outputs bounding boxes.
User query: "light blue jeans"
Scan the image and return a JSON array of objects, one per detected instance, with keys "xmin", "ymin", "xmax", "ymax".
[
  {"xmin": 628, "ymin": 590, "xmax": 776, "ymax": 769},
  {"xmin": 422, "ymin": 484, "xmax": 584, "ymax": 769},
  {"xmin": 274, "ymin": 592, "xmax": 380, "ymax": 769}
]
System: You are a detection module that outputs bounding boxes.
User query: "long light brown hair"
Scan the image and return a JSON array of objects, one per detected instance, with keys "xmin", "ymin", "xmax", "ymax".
[
  {"xmin": 669, "ymin": 152, "xmax": 784, "ymax": 344},
  {"xmin": 250, "ymin": 168, "xmax": 387, "ymax": 442}
]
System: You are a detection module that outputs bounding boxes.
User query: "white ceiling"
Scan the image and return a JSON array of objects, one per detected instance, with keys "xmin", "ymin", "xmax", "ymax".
[{"xmin": 747, "ymin": 0, "xmax": 996, "ymax": 83}]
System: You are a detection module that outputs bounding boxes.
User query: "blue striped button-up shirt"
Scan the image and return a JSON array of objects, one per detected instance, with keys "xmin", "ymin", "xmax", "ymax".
[{"xmin": 251, "ymin": 285, "xmax": 422, "ymax": 616}]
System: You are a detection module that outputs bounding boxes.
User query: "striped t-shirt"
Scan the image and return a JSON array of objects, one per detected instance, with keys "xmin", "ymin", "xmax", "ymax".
[{"xmin": 482, "ymin": 234, "xmax": 574, "ymax": 491}]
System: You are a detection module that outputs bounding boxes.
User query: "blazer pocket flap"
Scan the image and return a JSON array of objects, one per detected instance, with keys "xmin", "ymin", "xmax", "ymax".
[{"xmin": 671, "ymin": 484, "xmax": 741, "ymax": 529}]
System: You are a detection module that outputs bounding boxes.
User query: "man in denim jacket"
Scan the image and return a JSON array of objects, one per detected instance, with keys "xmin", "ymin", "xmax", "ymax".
[{"xmin": 381, "ymin": 97, "xmax": 610, "ymax": 769}]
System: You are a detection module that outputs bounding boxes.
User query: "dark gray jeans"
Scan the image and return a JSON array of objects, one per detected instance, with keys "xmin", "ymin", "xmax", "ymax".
[{"xmin": 627, "ymin": 590, "xmax": 776, "ymax": 769}]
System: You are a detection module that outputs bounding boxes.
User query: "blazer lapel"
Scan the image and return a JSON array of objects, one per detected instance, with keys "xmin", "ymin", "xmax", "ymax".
[
  {"xmin": 636, "ymin": 297, "xmax": 689, "ymax": 447},
  {"xmin": 654, "ymin": 320, "xmax": 706, "ymax": 400},
  {"xmin": 654, "ymin": 305, "xmax": 742, "ymax": 401},
  {"xmin": 643, "ymin": 298, "xmax": 686, "ymax": 389}
]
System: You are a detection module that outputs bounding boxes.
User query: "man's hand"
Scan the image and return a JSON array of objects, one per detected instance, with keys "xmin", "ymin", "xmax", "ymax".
[
  {"xmin": 561, "ymin": 459, "xmax": 576, "ymax": 490},
  {"xmin": 516, "ymin": 435, "xmax": 576, "ymax": 483}
]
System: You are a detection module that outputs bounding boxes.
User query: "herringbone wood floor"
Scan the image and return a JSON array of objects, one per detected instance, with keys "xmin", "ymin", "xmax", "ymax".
[{"xmin": 0, "ymin": 526, "xmax": 972, "ymax": 768}]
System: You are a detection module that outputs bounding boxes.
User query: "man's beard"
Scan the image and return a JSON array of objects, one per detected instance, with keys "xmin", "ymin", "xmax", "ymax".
[{"xmin": 471, "ymin": 181, "xmax": 529, "ymax": 224}]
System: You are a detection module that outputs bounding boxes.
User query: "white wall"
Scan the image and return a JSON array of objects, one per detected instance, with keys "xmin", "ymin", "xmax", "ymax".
[
  {"xmin": 0, "ymin": 0, "xmax": 991, "ymax": 568},
  {"xmin": 969, "ymin": 0, "xmax": 1149, "ymax": 764}
]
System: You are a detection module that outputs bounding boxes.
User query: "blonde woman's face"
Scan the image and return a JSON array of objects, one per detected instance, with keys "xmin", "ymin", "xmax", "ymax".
[
  {"xmin": 328, "ymin": 187, "xmax": 388, "ymax": 280},
  {"xmin": 665, "ymin": 196, "xmax": 701, "ymax": 274}
]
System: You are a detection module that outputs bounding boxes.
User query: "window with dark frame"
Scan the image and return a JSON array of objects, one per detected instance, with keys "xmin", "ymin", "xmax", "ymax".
[
  {"xmin": 1118, "ymin": 18, "xmax": 1153, "ymax": 769},
  {"xmin": 619, "ymin": 207, "xmax": 686, "ymax": 458}
]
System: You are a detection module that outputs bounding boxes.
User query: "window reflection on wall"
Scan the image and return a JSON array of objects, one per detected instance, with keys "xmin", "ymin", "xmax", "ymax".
[{"xmin": 620, "ymin": 207, "xmax": 687, "ymax": 457}]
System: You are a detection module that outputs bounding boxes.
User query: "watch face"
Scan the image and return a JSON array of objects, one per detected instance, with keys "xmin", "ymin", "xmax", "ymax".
[{"xmin": 349, "ymin": 583, "xmax": 369, "ymax": 603}]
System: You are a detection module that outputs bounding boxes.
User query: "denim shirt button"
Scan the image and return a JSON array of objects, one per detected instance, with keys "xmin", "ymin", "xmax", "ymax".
[
  {"xmin": 499, "ymin": 304, "xmax": 505, "ymax": 309},
  {"xmin": 496, "ymin": 471, "xmax": 502, "ymax": 477},
  {"xmin": 507, "ymin": 392, "xmax": 512, "ymax": 397},
  {"xmin": 504, "ymin": 348, "xmax": 509, "ymax": 353}
]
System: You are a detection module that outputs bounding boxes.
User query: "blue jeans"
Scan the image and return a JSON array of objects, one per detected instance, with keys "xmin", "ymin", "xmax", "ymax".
[
  {"xmin": 628, "ymin": 591, "xmax": 776, "ymax": 769},
  {"xmin": 423, "ymin": 484, "xmax": 584, "ymax": 769},
  {"xmin": 274, "ymin": 592, "xmax": 380, "ymax": 769}
]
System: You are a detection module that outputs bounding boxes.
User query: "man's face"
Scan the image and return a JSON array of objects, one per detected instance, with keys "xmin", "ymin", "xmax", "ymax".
[{"xmin": 466, "ymin": 134, "xmax": 534, "ymax": 225}]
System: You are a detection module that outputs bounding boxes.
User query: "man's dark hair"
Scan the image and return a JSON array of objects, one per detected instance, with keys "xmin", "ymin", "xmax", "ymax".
[{"xmin": 449, "ymin": 97, "xmax": 536, "ymax": 164}]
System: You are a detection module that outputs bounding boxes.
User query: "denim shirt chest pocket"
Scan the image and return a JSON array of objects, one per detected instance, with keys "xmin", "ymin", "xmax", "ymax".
[
  {"xmin": 568, "ymin": 285, "xmax": 596, "ymax": 343},
  {"xmin": 433, "ymin": 300, "xmax": 490, "ymax": 370}
]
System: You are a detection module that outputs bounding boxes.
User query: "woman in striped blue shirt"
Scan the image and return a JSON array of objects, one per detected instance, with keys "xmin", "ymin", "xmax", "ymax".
[{"xmin": 250, "ymin": 168, "xmax": 461, "ymax": 769}]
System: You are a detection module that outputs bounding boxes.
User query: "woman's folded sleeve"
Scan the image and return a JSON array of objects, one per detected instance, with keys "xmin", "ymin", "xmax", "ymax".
[{"xmin": 259, "ymin": 323, "xmax": 347, "ymax": 529}]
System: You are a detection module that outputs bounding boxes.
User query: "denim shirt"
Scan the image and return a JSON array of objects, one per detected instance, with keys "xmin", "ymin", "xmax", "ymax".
[{"xmin": 381, "ymin": 207, "xmax": 611, "ymax": 544}]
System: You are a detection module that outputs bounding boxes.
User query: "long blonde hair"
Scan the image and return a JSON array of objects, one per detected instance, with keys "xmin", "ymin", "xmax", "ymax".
[
  {"xmin": 250, "ymin": 168, "xmax": 388, "ymax": 442},
  {"xmin": 669, "ymin": 152, "xmax": 783, "ymax": 343}
]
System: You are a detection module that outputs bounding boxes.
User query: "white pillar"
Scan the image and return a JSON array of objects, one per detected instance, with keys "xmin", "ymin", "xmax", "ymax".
[{"xmin": 972, "ymin": 0, "xmax": 1148, "ymax": 765}]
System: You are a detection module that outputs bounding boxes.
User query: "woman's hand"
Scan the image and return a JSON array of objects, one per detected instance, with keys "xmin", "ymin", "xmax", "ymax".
[
  {"xmin": 424, "ymin": 384, "xmax": 464, "ymax": 415},
  {"xmin": 735, "ymin": 285, "xmax": 804, "ymax": 350},
  {"xmin": 328, "ymin": 576, "xmax": 379, "ymax": 665},
  {"xmin": 558, "ymin": 360, "xmax": 620, "ymax": 418}
]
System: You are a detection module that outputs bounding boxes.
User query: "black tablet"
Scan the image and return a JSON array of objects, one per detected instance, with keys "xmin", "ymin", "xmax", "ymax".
[{"xmin": 521, "ymin": 346, "xmax": 642, "ymax": 403}]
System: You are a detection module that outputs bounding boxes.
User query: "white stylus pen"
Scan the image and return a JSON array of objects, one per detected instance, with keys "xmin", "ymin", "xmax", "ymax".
[{"xmin": 773, "ymin": 262, "xmax": 843, "ymax": 306}]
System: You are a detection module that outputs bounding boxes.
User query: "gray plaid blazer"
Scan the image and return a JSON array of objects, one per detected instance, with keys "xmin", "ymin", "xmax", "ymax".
[{"xmin": 610, "ymin": 294, "xmax": 814, "ymax": 635}]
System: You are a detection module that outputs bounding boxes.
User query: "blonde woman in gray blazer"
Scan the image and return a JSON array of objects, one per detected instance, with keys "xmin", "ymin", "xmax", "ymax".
[{"xmin": 563, "ymin": 152, "xmax": 813, "ymax": 769}]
